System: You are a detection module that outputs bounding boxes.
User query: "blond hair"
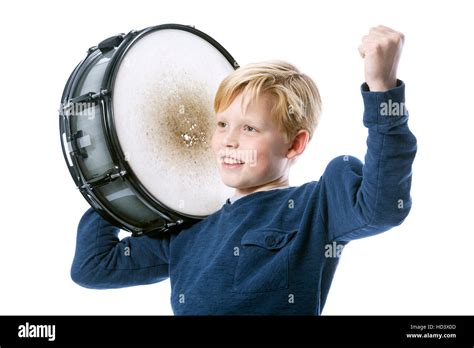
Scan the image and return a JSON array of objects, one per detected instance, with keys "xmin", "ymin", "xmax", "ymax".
[{"xmin": 214, "ymin": 60, "xmax": 322, "ymax": 142}]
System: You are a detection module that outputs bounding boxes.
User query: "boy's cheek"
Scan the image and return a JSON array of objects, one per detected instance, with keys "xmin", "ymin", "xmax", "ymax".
[{"xmin": 253, "ymin": 152, "xmax": 271, "ymax": 172}]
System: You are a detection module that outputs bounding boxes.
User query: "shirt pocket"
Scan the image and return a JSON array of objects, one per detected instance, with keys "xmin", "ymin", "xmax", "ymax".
[{"xmin": 232, "ymin": 228, "xmax": 297, "ymax": 293}]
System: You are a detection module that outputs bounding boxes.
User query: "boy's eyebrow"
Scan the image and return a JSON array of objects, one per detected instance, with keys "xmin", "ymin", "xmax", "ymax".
[
  {"xmin": 242, "ymin": 117, "xmax": 264, "ymax": 126},
  {"xmin": 215, "ymin": 110, "xmax": 266, "ymax": 127}
]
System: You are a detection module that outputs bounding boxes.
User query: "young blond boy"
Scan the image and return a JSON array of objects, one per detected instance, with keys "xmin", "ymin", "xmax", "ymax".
[{"xmin": 72, "ymin": 26, "xmax": 416, "ymax": 315}]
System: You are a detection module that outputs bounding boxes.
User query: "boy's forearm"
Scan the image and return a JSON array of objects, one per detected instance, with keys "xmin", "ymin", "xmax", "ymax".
[
  {"xmin": 71, "ymin": 208, "xmax": 170, "ymax": 289},
  {"xmin": 359, "ymin": 79, "xmax": 417, "ymax": 227}
]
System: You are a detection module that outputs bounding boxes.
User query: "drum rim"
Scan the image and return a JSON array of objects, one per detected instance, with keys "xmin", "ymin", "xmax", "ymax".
[{"xmin": 102, "ymin": 24, "xmax": 239, "ymax": 221}]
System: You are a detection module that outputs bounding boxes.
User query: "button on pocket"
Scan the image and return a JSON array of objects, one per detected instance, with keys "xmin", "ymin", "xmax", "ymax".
[
  {"xmin": 265, "ymin": 235, "xmax": 277, "ymax": 247},
  {"xmin": 232, "ymin": 228, "xmax": 297, "ymax": 293}
]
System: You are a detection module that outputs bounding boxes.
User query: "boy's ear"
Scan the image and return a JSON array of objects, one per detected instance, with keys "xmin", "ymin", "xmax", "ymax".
[{"xmin": 286, "ymin": 129, "xmax": 310, "ymax": 160}]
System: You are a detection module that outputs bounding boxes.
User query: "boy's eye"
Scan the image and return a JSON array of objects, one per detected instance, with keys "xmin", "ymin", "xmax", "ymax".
[
  {"xmin": 243, "ymin": 125, "xmax": 257, "ymax": 132},
  {"xmin": 217, "ymin": 121, "xmax": 227, "ymax": 128}
]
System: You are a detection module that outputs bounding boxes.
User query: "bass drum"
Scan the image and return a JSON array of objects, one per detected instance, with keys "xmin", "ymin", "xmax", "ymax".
[{"xmin": 59, "ymin": 24, "xmax": 238, "ymax": 236}]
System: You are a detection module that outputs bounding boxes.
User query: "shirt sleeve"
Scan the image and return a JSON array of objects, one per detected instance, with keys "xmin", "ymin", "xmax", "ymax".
[
  {"xmin": 318, "ymin": 80, "xmax": 417, "ymax": 242},
  {"xmin": 71, "ymin": 207, "xmax": 170, "ymax": 289}
]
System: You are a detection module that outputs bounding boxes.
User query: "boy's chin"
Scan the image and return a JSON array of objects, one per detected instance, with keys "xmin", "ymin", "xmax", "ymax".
[
  {"xmin": 220, "ymin": 179, "xmax": 264, "ymax": 195},
  {"xmin": 219, "ymin": 178, "xmax": 250, "ymax": 191},
  {"xmin": 220, "ymin": 180, "xmax": 241, "ymax": 189}
]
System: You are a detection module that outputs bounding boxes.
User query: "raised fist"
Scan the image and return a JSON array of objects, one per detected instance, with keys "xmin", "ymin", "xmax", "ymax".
[{"xmin": 358, "ymin": 25, "xmax": 405, "ymax": 92}]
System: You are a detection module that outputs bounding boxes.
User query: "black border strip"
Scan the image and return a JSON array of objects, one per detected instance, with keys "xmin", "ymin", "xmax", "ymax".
[{"xmin": 1, "ymin": 315, "xmax": 473, "ymax": 345}]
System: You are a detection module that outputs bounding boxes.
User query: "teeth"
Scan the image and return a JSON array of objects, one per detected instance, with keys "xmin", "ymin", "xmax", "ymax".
[{"xmin": 223, "ymin": 157, "xmax": 244, "ymax": 164}]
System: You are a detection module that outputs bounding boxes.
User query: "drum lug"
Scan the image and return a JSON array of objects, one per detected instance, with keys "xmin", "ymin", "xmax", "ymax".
[
  {"xmin": 98, "ymin": 33, "xmax": 126, "ymax": 54},
  {"xmin": 87, "ymin": 46, "xmax": 98, "ymax": 55},
  {"xmin": 80, "ymin": 167, "xmax": 127, "ymax": 191},
  {"xmin": 126, "ymin": 29, "xmax": 138, "ymax": 37},
  {"xmin": 166, "ymin": 219, "xmax": 184, "ymax": 229},
  {"xmin": 70, "ymin": 89, "xmax": 109, "ymax": 105},
  {"xmin": 133, "ymin": 219, "xmax": 184, "ymax": 237},
  {"xmin": 60, "ymin": 89, "xmax": 110, "ymax": 117},
  {"xmin": 69, "ymin": 130, "xmax": 90, "ymax": 159}
]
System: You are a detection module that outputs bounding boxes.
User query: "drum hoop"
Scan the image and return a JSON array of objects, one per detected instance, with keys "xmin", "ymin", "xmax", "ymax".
[{"xmin": 102, "ymin": 24, "xmax": 238, "ymax": 220}]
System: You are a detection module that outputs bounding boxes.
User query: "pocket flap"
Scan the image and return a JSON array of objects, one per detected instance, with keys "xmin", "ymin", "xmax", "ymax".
[{"xmin": 241, "ymin": 228, "xmax": 297, "ymax": 250}]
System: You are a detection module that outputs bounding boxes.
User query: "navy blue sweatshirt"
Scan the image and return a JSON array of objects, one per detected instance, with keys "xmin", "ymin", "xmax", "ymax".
[{"xmin": 71, "ymin": 81, "xmax": 417, "ymax": 315}]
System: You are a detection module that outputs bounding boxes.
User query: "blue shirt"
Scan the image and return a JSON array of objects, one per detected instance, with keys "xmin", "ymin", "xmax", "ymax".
[{"xmin": 71, "ymin": 81, "xmax": 417, "ymax": 315}]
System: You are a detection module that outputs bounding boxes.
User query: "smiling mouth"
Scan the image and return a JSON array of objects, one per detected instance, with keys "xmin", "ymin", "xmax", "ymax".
[{"xmin": 220, "ymin": 156, "xmax": 245, "ymax": 165}]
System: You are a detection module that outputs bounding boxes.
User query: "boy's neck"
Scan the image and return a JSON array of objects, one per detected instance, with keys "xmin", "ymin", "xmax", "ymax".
[{"xmin": 233, "ymin": 176, "xmax": 290, "ymax": 198}]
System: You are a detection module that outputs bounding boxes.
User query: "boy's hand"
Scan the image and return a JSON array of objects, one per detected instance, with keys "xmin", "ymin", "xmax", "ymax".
[{"xmin": 358, "ymin": 25, "xmax": 405, "ymax": 92}]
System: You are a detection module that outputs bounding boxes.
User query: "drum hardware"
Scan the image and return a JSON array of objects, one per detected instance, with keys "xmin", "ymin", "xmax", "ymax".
[{"xmin": 79, "ymin": 167, "xmax": 127, "ymax": 191}]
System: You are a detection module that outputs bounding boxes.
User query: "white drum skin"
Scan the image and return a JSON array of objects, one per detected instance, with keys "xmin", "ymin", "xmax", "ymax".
[{"xmin": 113, "ymin": 29, "xmax": 234, "ymax": 217}]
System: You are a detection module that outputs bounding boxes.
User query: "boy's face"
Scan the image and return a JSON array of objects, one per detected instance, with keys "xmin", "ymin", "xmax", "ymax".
[{"xmin": 211, "ymin": 92, "xmax": 291, "ymax": 196}]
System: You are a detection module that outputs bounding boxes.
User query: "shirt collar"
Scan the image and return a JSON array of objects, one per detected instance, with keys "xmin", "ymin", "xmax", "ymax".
[{"xmin": 226, "ymin": 185, "xmax": 291, "ymax": 205}]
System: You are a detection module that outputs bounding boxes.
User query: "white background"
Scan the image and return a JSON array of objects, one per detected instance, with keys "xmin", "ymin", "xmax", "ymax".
[{"xmin": 0, "ymin": 0, "xmax": 473, "ymax": 315}]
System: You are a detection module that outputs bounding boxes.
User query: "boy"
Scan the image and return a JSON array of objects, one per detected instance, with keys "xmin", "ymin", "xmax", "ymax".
[{"xmin": 71, "ymin": 25, "xmax": 417, "ymax": 315}]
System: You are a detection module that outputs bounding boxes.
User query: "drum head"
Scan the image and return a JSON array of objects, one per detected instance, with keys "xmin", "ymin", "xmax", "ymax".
[{"xmin": 112, "ymin": 29, "xmax": 235, "ymax": 217}]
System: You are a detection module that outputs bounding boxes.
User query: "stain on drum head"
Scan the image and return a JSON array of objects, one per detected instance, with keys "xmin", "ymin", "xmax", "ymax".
[{"xmin": 112, "ymin": 29, "xmax": 235, "ymax": 216}]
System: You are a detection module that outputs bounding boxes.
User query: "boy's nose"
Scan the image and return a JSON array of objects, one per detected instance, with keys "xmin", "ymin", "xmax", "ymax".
[{"xmin": 222, "ymin": 129, "xmax": 239, "ymax": 148}]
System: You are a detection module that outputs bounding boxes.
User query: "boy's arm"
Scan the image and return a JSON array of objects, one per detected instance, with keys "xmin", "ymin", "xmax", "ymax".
[
  {"xmin": 71, "ymin": 208, "xmax": 170, "ymax": 289},
  {"xmin": 319, "ymin": 80, "xmax": 416, "ymax": 242},
  {"xmin": 318, "ymin": 26, "xmax": 417, "ymax": 242}
]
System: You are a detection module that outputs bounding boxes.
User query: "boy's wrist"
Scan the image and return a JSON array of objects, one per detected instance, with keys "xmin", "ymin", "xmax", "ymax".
[
  {"xmin": 361, "ymin": 79, "xmax": 403, "ymax": 93},
  {"xmin": 365, "ymin": 78, "xmax": 397, "ymax": 92},
  {"xmin": 361, "ymin": 79, "xmax": 407, "ymax": 127}
]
